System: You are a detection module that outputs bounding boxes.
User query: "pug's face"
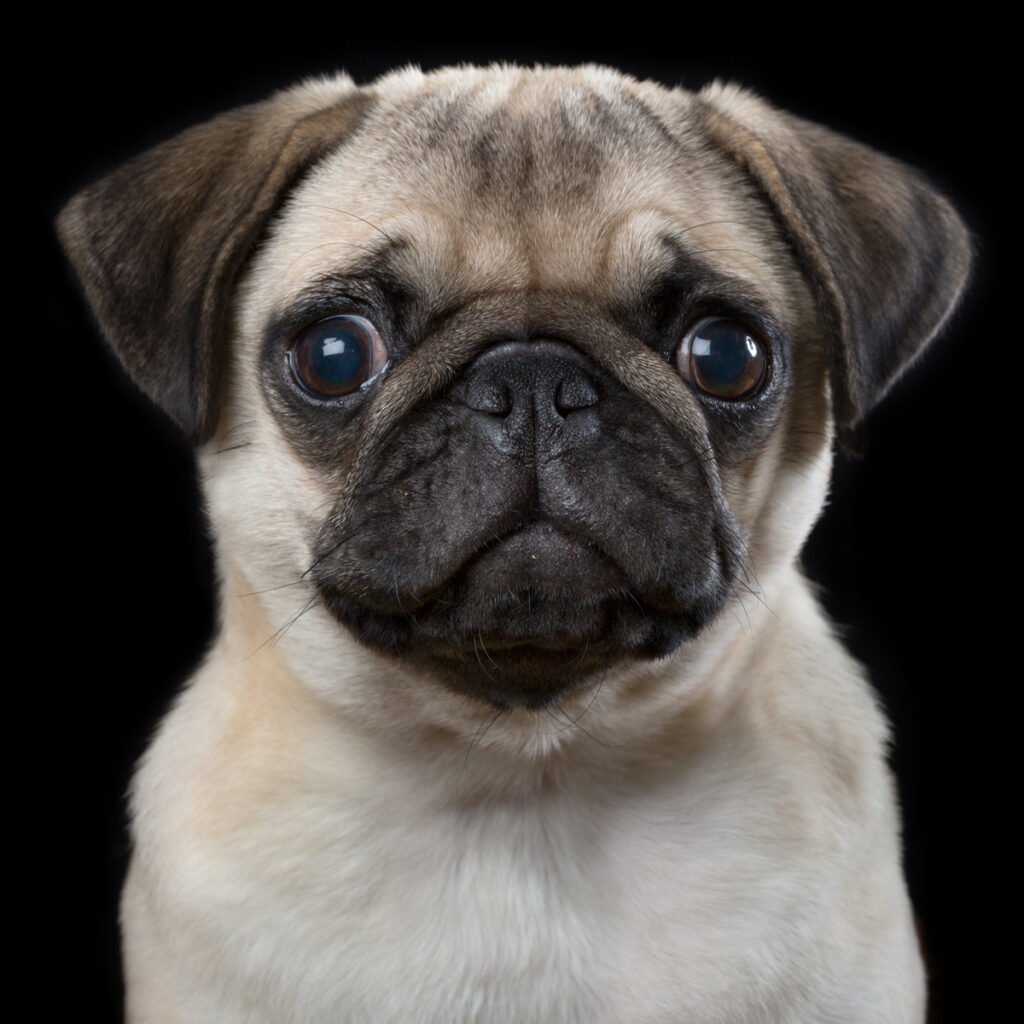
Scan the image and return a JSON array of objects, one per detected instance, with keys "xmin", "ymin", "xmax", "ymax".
[
  {"xmin": 59, "ymin": 66, "xmax": 968, "ymax": 727},
  {"xmin": 214, "ymin": 70, "xmax": 829, "ymax": 714}
]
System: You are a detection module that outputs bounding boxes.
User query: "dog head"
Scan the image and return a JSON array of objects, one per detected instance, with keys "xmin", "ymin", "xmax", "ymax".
[{"xmin": 59, "ymin": 66, "xmax": 969, "ymax": 731}]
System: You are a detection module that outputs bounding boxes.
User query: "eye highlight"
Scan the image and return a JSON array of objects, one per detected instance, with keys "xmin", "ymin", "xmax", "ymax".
[
  {"xmin": 288, "ymin": 315, "xmax": 388, "ymax": 398},
  {"xmin": 674, "ymin": 317, "xmax": 768, "ymax": 400}
]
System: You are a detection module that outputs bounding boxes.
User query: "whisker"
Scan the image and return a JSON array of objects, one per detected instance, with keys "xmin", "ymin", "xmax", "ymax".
[
  {"xmin": 563, "ymin": 671, "xmax": 605, "ymax": 728},
  {"xmin": 233, "ymin": 579, "xmax": 309, "ymax": 597},
  {"xmin": 301, "ymin": 205, "xmax": 396, "ymax": 245},
  {"xmin": 210, "ymin": 442, "xmax": 253, "ymax": 455},
  {"xmin": 473, "ymin": 633, "xmax": 497, "ymax": 681},
  {"xmin": 247, "ymin": 596, "xmax": 320, "ymax": 657},
  {"xmin": 684, "ymin": 246, "xmax": 782, "ymax": 273},
  {"xmin": 461, "ymin": 704, "xmax": 506, "ymax": 774},
  {"xmin": 283, "ymin": 238, "xmax": 385, "ymax": 278},
  {"xmin": 676, "ymin": 218, "xmax": 753, "ymax": 237},
  {"xmin": 544, "ymin": 693, "xmax": 622, "ymax": 749}
]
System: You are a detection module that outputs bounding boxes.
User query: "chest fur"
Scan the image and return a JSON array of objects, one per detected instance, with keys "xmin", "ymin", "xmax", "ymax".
[{"xmin": 126, "ymin": 691, "xmax": 863, "ymax": 1024}]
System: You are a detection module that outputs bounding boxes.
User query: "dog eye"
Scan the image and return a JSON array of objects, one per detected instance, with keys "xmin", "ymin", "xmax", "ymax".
[
  {"xmin": 288, "ymin": 315, "xmax": 388, "ymax": 398},
  {"xmin": 675, "ymin": 317, "xmax": 768, "ymax": 400}
]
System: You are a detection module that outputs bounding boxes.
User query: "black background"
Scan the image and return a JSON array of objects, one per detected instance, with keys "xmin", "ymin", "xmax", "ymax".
[{"xmin": 41, "ymin": 19, "xmax": 1000, "ymax": 1023}]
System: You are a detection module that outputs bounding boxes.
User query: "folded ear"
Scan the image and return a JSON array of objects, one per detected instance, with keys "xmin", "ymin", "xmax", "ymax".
[
  {"xmin": 57, "ymin": 78, "xmax": 371, "ymax": 443},
  {"xmin": 695, "ymin": 83, "xmax": 972, "ymax": 453}
]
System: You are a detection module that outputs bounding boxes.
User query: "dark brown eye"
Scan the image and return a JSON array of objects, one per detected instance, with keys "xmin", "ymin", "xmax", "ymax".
[
  {"xmin": 675, "ymin": 317, "xmax": 768, "ymax": 400},
  {"xmin": 288, "ymin": 315, "xmax": 388, "ymax": 398}
]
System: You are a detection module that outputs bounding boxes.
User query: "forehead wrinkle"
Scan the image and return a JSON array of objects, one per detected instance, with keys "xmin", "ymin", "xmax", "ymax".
[
  {"xmin": 598, "ymin": 209, "xmax": 783, "ymax": 318},
  {"xmin": 659, "ymin": 234, "xmax": 781, "ymax": 314},
  {"xmin": 356, "ymin": 75, "xmax": 699, "ymax": 249},
  {"xmin": 283, "ymin": 235, "xmax": 405, "ymax": 299},
  {"xmin": 599, "ymin": 208, "xmax": 683, "ymax": 303},
  {"xmin": 274, "ymin": 208, "xmax": 476, "ymax": 325}
]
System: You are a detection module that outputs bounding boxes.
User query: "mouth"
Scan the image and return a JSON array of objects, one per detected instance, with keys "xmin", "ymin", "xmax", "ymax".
[
  {"xmin": 316, "ymin": 519, "xmax": 719, "ymax": 708},
  {"xmin": 446, "ymin": 520, "xmax": 630, "ymax": 612}
]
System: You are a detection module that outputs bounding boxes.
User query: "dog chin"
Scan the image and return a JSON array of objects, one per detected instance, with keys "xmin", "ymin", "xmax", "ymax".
[{"xmin": 316, "ymin": 520, "xmax": 731, "ymax": 708}]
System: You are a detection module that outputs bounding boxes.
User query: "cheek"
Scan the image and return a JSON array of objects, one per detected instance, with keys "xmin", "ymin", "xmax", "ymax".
[
  {"xmin": 718, "ymin": 399, "xmax": 833, "ymax": 581},
  {"xmin": 201, "ymin": 394, "xmax": 339, "ymax": 587}
]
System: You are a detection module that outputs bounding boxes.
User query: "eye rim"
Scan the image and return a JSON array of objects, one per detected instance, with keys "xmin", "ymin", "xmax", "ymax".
[
  {"xmin": 674, "ymin": 316, "xmax": 770, "ymax": 401},
  {"xmin": 287, "ymin": 314, "xmax": 389, "ymax": 400}
]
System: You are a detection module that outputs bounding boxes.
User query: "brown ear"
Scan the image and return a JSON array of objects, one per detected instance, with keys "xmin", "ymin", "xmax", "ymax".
[
  {"xmin": 695, "ymin": 83, "xmax": 971, "ymax": 453},
  {"xmin": 57, "ymin": 79, "xmax": 372, "ymax": 443}
]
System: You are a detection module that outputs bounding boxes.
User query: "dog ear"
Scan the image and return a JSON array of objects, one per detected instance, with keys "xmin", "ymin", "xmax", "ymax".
[
  {"xmin": 695, "ymin": 83, "xmax": 971, "ymax": 453},
  {"xmin": 57, "ymin": 79, "xmax": 371, "ymax": 443}
]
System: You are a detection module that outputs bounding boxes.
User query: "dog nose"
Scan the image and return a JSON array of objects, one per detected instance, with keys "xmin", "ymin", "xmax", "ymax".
[{"xmin": 458, "ymin": 340, "xmax": 600, "ymax": 453}]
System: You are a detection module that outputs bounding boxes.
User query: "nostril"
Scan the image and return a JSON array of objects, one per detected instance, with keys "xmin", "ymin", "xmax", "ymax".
[
  {"xmin": 555, "ymin": 373, "xmax": 599, "ymax": 415},
  {"xmin": 465, "ymin": 378, "xmax": 513, "ymax": 416},
  {"xmin": 457, "ymin": 342, "xmax": 603, "ymax": 424}
]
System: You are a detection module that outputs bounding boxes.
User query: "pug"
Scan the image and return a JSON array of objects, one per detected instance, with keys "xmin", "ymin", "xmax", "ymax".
[{"xmin": 58, "ymin": 65, "xmax": 970, "ymax": 1023}]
